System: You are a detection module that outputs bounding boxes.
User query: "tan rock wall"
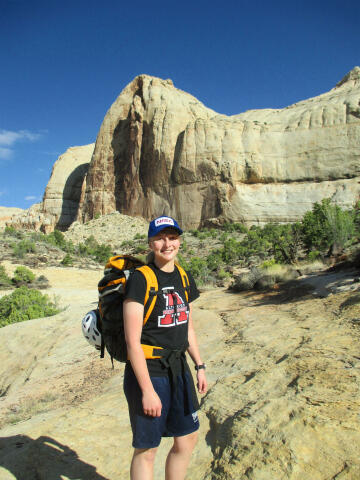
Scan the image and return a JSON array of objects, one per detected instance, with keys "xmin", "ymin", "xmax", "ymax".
[
  {"xmin": 7, "ymin": 68, "xmax": 360, "ymax": 232},
  {"xmin": 8, "ymin": 144, "xmax": 94, "ymax": 232},
  {"xmin": 78, "ymin": 69, "xmax": 360, "ymax": 228}
]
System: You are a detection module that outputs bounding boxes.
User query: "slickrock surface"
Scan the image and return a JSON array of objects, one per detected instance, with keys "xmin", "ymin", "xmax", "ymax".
[{"xmin": 0, "ymin": 264, "xmax": 359, "ymax": 479}]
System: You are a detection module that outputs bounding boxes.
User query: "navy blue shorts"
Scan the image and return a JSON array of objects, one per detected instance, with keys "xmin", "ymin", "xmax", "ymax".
[{"xmin": 123, "ymin": 364, "xmax": 200, "ymax": 449}]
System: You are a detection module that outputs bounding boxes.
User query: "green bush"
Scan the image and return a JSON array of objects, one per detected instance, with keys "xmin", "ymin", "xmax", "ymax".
[
  {"xmin": 12, "ymin": 266, "xmax": 35, "ymax": 285},
  {"xmin": 308, "ymin": 250, "xmax": 321, "ymax": 261},
  {"xmin": 206, "ymin": 251, "xmax": 223, "ymax": 271},
  {"xmin": 0, "ymin": 286, "xmax": 60, "ymax": 327},
  {"xmin": 178, "ymin": 255, "xmax": 214, "ymax": 285},
  {"xmin": 217, "ymin": 268, "xmax": 230, "ymax": 280},
  {"xmin": 261, "ymin": 258, "xmax": 277, "ymax": 269},
  {"xmin": 61, "ymin": 253, "xmax": 73, "ymax": 266},
  {"xmin": 4, "ymin": 226, "xmax": 23, "ymax": 238},
  {"xmin": 302, "ymin": 199, "xmax": 355, "ymax": 255},
  {"xmin": 0, "ymin": 265, "xmax": 12, "ymax": 288},
  {"xmin": 46, "ymin": 230, "xmax": 67, "ymax": 249},
  {"xmin": 91, "ymin": 243, "xmax": 113, "ymax": 263},
  {"xmin": 222, "ymin": 222, "xmax": 248, "ymax": 233},
  {"xmin": 12, "ymin": 239, "xmax": 36, "ymax": 258},
  {"xmin": 135, "ymin": 244, "xmax": 148, "ymax": 254},
  {"xmin": 134, "ymin": 233, "xmax": 146, "ymax": 240},
  {"xmin": 76, "ymin": 235, "xmax": 112, "ymax": 263}
]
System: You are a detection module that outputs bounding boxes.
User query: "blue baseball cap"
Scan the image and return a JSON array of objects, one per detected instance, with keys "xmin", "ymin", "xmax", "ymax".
[{"xmin": 148, "ymin": 216, "xmax": 183, "ymax": 238}]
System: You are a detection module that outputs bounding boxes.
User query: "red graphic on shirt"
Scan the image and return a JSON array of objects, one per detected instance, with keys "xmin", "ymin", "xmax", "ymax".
[{"xmin": 158, "ymin": 290, "xmax": 189, "ymax": 327}]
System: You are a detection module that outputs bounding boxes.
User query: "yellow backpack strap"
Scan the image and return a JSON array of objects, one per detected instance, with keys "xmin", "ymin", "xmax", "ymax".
[
  {"xmin": 175, "ymin": 263, "xmax": 190, "ymax": 302},
  {"xmin": 136, "ymin": 265, "xmax": 159, "ymax": 325}
]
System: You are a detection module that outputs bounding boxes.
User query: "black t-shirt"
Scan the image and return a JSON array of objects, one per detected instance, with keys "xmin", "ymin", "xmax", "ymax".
[{"xmin": 124, "ymin": 263, "xmax": 199, "ymax": 375}]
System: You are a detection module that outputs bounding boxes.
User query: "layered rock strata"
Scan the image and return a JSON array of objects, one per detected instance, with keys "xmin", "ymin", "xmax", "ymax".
[
  {"xmin": 78, "ymin": 68, "xmax": 360, "ymax": 228},
  {"xmin": 9, "ymin": 68, "xmax": 360, "ymax": 231}
]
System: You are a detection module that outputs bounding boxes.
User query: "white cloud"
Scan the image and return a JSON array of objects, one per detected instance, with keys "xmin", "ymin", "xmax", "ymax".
[
  {"xmin": 0, "ymin": 129, "xmax": 44, "ymax": 162},
  {"xmin": 25, "ymin": 195, "xmax": 37, "ymax": 201},
  {"xmin": 0, "ymin": 129, "xmax": 42, "ymax": 146}
]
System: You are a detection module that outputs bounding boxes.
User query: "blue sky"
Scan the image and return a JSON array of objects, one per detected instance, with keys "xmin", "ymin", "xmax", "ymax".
[{"xmin": 1, "ymin": 0, "xmax": 359, "ymax": 209}]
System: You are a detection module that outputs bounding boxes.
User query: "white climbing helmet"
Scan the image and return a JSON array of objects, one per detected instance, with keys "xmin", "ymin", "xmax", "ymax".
[{"xmin": 82, "ymin": 310, "xmax": 102, "ymax": 350}]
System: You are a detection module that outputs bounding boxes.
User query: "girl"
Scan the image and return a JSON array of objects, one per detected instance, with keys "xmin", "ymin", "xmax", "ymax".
[{"xmin": 123, "ymin": 215, "xmax": 207, "ymax": 480}]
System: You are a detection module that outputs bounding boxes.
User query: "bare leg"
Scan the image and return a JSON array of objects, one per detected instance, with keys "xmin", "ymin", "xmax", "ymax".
[
  {"xmin": 130, "ymin": 447, "xmax": 158, "ymax": 480},
  {"xmin": 165, "ymin": 431, "xmax": 198, "ymax": 480}
]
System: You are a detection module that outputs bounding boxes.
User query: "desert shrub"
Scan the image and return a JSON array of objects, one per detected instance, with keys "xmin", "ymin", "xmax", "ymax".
[
  {"xmin": 77, "ymin": 235, "xmax": 112, "ymax": 263},
  {"xmin": 354, "ymin": 201, "xmax": 360, "ymax": 237},
  {"xmin": 206, "ymin": 251, "xmax": 223, "ymax": 271},
  {"xmin": 178, "ymin": 255, "xmax": 213, "ymax": 285},
  {"xmin": 61, "ymin": 253, "xmax": 73, "ymax": 266},
  {"xmin": 217, "ymin": 268, "xmax": 231, "ymax": 280},
  {"xmin": 209, "ymin": 229, "xmax": 218, "ymax": 239},
  {"xmin": 0, "ymin": 286, "xmax": 60, "ymax": 327},
  {"xmin": 33, "ymin": 275, "xmax": 50, "ymax": 289},
  {"xmin": 262, "ymin": 264, "xmax": 300, "ymax": 283},
  {"xmin": 0, "ymin": 265, "xmax": 12, "ymax": 288},
  {"xmin": 219, "ymin": 232, "xmax": 229, "ymax": 243},
  {"xmin": 134, "ymin": 233, "xmax": 146, "ymax": 240},
  {"xmin": 222, "ymin": 222, "xmax": 248, "ymax": 233},
  {"xmin": 135, "ymin": 244, "xmax": 148, "ymax": 254},
  {"xmin": 12, "ymin": 239, "xmax": 36, "ymax": 258},
  {"xmin": 231, "ymin": 268, "xmax": 262, "ymax": 292},
  {"xmin": 4, "ymin": 226, "xmax": 23, "ymax": 238},
  {"xmin": 180, "ymin": 239, "xmax": 188, "ymax": 252},
  {"xmin": 121, "ymin": 239, "xmax": 134, "ymax": 249},
  {"xmin": 12, "ymin": 266, "xmax": 35, "ymax": 285},
  {"xmin": 261, "ymin": 258, "xmax": 277, "ymax": 269},
  {"xmin": 91, "ymin": 243, "xmax": 113, "ymax": 263},
  {"xmin": 308, "ymin": 250, "xmax": 321, "ymax": 261},
  {"xmin": 221, "ymin": 238, "xmax": 243, "ymax": 263},
  {"xmin": 46, "ymin": 230, "xmax": 68, "ymax": 249},
  {"xmin": 302, "ymin": 199, "xmax": 355, "ymax": 255}
]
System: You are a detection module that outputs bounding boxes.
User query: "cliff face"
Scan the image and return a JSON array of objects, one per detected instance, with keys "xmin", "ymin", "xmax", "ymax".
[
  {"xmin": 77, "ymin": 68, "xmax": 360, "ymax": 228},
  {"xmin": 9, "ymin": 144, "xmax": 94, "ymax": 232},
  {"xmin": 9, "ymin": 68, "xmax": 360, "ymax": 231}
]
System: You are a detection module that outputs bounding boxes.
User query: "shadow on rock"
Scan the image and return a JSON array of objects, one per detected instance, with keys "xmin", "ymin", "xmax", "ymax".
[
  {"xmin": 0, "ymin": 434, "xmax": 108, "ymax": 480},
  {"xmin": 243, "ymin": 280, "xmax": 316, "ymax": 306}
]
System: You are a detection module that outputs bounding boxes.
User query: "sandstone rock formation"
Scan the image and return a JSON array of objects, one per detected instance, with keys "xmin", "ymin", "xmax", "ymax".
[
  {"xmin": 0, "ymin": 207, "xmax": 24, "ymax": 230},
  {"xmin": 8, "ymin": 68, "xmax": 360, "ymax": 232},
  {"xmin": 78, "ymin": 68, "xmax": 360, "ymax": 228},
  {"xmin": 0, "ymin": 263, "xmax": 359, "ymax": 479},
  {"xmin": 9, "ymin": 144, "xmax": 94, "ymax": 232}
]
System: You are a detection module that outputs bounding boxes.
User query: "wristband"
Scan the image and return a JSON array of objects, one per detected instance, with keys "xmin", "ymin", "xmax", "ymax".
[{"xmin": 195, "ymin": 363, "xmax": 206, "ymax": 371}]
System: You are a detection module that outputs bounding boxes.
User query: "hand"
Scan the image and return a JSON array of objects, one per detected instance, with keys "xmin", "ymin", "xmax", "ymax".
[
  {"xmin": 142, "ymin": 389, "xmax": 162, "ymax": 417},
  {"xmin": 196, "ymin": 370, "xmax": 208, "ymax": 394}
]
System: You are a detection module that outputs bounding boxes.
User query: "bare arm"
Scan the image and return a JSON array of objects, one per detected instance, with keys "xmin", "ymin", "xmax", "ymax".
[
  {"xmin": 123, "ymin": 298, "xmax": 162, "ymax": 417},
  {"xmin": 187, "ymin": 303, "xmax": 208, "ymax": 394}
]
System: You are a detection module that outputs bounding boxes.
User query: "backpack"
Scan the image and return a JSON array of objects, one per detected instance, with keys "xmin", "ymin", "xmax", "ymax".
[{"xmin": 96, "ymin": 254, "xmax": 190, "ymax": 365}]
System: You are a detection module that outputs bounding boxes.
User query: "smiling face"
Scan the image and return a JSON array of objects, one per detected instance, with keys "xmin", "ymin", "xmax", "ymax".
[{"xmin": 148, "ymin": 227, "xmax": 181, "ymax": 269}]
